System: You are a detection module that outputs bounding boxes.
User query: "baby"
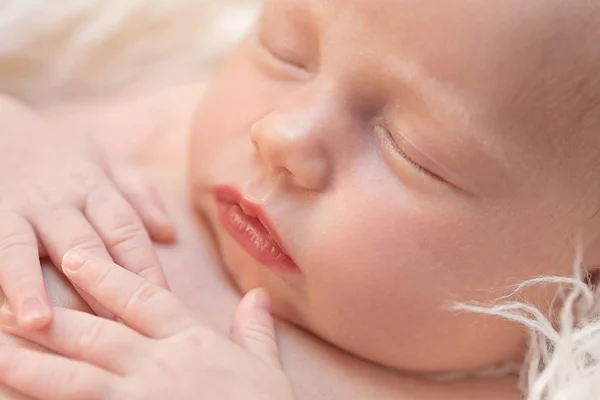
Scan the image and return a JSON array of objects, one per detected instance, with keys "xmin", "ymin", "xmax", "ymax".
[{"xmin": 0, "ymin": 0, "xmax": 599, "ymax": 398}]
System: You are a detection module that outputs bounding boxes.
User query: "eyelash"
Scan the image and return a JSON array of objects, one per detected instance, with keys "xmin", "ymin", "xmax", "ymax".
[{"xmin": 376, "ymin": 125, "xmax": 444, "ymax": 182}]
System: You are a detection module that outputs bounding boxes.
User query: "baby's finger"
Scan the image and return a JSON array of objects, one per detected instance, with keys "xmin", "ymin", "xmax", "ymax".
[
  {"xmin": 0, "ymin": 384, "xmax": 37, "ymax": 400},
  {"xmin": 1, "ymin": 307, "xmax": 149, "ymax": 374},
  {"xmin": 33, "ymin": 208, "xmax": 114, "ymax": 319},
  {"xmin": 61, "ymin": 251, "xmax": 197, "ymax": 338},
  {"xmin": 109, "ymin": 163, "xmax": 176, "ymax": 243},
  {"xmin": 34, "ymin": 208, "xmax": 112, "ymax": 261},
  {"xmin": 85, "ymin": 184, "xmax": 169, "ymax": 289},
  {"xmin": 230, "ymin": 289, "xmax": 281, "ymax": 369},
  {"xmin": 0, "ymin": 212, "xmax": 51, "ymax": 329},
  {"xmin": 0, "ymin": 344, "xmax": 114, "ymax": 400}
]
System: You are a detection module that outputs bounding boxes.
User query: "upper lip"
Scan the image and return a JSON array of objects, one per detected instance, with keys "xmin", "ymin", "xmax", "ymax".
[{"xmin": 214, "ymin": 186, "xmax": 292, "ymax": 257}]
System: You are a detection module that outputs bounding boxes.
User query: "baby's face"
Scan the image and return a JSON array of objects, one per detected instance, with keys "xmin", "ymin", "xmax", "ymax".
[{"xmin": 189, "ymin": 0, "xmax": 600, "ymax": 372}]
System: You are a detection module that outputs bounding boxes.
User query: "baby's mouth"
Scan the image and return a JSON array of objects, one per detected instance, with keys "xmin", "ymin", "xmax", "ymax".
[{"xmin": 214, "ymin": 185, "xmax": 299, "ymax": 275}]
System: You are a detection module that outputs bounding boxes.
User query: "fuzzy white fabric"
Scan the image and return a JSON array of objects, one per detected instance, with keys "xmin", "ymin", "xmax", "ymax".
[
  {"xmin": 0, "ymin": 0, "xmax": 260, "ymax": 105},
  {"xmin": 0, "ymin": 2, "xmax": 591, "ymax": 399},
  {"xmin": 456, "ymin": 246, "xmax": 600, "ymax": 400}
]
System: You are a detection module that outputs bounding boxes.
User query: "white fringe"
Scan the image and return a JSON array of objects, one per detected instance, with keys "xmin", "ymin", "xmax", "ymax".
[{"xmin": 457, "ymin": 246, "xmax": 600, "ymax": 400}]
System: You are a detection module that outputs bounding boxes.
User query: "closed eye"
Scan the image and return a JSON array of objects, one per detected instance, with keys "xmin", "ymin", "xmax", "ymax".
[
  {"xmin": 375, "ymin": 125, "xmax": 446, "ymax": 183},
  {"xmin": 257, "ymin": 32, "xmax": 307, "ymax": 71}
]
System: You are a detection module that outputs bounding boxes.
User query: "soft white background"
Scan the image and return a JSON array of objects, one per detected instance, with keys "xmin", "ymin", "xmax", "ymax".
[{"xmin": 0, "ymin": 0, "xmax": 259, "ymax": 105}]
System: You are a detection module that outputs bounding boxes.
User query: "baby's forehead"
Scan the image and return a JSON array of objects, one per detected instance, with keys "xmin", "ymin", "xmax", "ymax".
[
  {"xmin": 315, "ymin": 1, "xmax": 599, "ymax": 132},
  {"xmin": 271, "ymin": 0, "xmax": 600, "ymax": 100}
]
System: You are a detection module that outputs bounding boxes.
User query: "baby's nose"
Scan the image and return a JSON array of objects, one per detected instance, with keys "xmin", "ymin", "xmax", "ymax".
[{"xmin": 250, "ymin": 113, "xmax": 331, "ymax": 191}]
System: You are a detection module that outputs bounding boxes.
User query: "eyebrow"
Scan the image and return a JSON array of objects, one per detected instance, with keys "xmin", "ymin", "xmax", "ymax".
[
  {"xmin": 386, "ymin": 57, "xmax": 472, "ymax": 137},
  {"xmin": 263, "ymin": 0, "xmax": 313, "ymax": 16},
  {"xmin": 262, "ymin": 0, "xmax": 318, "ymax": 30}
]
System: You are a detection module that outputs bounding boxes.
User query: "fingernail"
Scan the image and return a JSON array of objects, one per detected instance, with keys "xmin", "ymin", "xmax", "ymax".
[
  {"xmin": 0, "ymin": 302, "xmax": 16, "ymax": 327},
  {"xmin": 62, "ymin": 250, "xmax": 86, "ymax": 272},
  {"xmin": 148, "ymin": 206, "xmax": 177, "ymax": 243},
  {"xmin": 20, "ymin": 297, "xmax": 48, "ymax": 325},
  {"xmin": 250, "ymin": 289, "xmax": 271, "ymax": 312}
]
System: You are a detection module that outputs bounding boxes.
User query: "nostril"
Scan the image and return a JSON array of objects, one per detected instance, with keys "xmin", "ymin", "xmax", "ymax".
[
  {"xmin": 251, "ymin": 136, "xmax": 260, "ymax": 152},
  {"xmin": 273, "ymin": 165, "xmax": 292, "ymax": 178},
  {"xmin": 249, "ymin": 120, "xmax": 263, "ymax": 150}
]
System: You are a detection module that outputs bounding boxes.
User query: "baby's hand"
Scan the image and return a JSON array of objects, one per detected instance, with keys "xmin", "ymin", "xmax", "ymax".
[
  {"xmin": 0, "ymin": 251, "xmax": 295, "ymax": 400},
  {"xmin": 0, "ymin": 96, "xmax": 174, "ymax": 329}
]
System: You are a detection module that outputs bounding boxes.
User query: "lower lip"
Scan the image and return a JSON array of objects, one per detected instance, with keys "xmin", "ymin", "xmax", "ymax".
[{"xmin": 216, "ymin": 196, "xmax": 298, "ymax": 274}]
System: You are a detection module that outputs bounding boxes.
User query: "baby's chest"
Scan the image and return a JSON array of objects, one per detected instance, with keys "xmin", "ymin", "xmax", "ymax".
[{"xmin": 150, "ymin": 182, "xmax": 241, "ymax": 334}]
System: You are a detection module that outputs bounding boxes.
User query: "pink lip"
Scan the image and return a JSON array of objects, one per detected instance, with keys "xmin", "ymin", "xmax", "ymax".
[{"xmin": 214, "ymin": 186, "xmax": 299, "ymax": 274}]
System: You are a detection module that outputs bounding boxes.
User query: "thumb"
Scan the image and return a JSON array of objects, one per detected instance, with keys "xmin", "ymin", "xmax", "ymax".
[{"xmin": 230, "ymin": 288, "xmax": 281, "ymax": 369}]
